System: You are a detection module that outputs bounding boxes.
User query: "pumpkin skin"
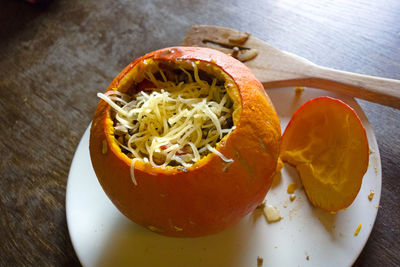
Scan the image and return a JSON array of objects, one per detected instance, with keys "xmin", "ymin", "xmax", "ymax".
[{"xmin": 89, "ymin": 46, "xmax": 281, "ymax": 237}]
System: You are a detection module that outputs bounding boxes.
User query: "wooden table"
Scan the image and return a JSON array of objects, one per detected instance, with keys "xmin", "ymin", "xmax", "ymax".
[{"xmin": 0, "ymin": 0, "xmax": 399, "ymax": 266}]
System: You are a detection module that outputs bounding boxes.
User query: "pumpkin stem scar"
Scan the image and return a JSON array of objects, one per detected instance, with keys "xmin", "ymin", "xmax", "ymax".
[{"xmin": 235, "ymin": 149, "xmax": 254, "ymax": 175}]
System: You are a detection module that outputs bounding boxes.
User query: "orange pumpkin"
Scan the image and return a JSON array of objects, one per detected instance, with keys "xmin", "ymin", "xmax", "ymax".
[
  {"xmin": 89, "ymin": 46, "xmax": 281, "ymax": 237},
  {"xmin": 280, "ymin": 96, "xmax": 369, "ymax": 212}
]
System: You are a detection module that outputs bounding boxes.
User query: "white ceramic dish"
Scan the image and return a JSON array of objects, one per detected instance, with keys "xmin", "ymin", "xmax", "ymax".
[{"xmin": 66, "ymin": 87, "xmax": 381, "ymax": 267}]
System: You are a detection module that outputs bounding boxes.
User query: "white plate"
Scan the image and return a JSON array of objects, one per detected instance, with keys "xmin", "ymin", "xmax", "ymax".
[{"xmin": 66, "ymin": 87, "xmax": 381, "ymax": 267}]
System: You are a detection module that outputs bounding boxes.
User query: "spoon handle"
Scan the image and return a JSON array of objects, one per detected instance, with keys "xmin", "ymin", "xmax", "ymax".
[{"xmin": 262, "ymin": 64, "xmax": 400, "ymax": 109}]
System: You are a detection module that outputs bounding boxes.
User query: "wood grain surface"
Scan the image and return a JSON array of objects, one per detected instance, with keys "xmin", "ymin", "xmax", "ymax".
[
  {"xmin": 0, "ymin": 0, "xmax": 399, "ymax": 266},
  {"xmin": 183, "ymin": 24, "xmax": 400, "ymax": 108}
]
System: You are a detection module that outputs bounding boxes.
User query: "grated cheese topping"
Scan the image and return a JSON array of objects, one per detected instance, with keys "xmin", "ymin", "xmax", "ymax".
[{"xmin": 98, "ymin": 61, "xmax": 235, "ymax": 182}]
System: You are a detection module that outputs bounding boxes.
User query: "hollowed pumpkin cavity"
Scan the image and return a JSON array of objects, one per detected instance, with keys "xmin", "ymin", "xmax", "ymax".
[{"xmin": 98, "ymin": 58, "xmax": 239, "ymax": 171}]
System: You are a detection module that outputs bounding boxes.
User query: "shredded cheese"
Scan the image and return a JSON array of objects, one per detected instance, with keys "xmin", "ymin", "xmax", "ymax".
[
  {"xmin": 206, "ymin": 144, "xmax": 233, "ymax": 163},
  {"xmin": 99, "ymin": 61, "xmax": 235, "ymax": 181},
  {"xmin": 130, "ymin": 158, "xmax": 139, "ymax": 186},
  {"xmin": 354, "ymin": 223, "xmax": 362, "ymax": 236}
]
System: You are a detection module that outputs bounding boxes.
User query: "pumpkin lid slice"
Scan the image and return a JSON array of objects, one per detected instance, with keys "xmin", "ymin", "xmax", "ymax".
[{"xmin": 280, "ymin": 96, "xmax": 369, "ymax": 212}]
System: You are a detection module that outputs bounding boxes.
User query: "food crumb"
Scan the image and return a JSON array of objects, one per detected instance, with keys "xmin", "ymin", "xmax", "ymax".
[
  {"xmin": 264, "ymin": 205, "xmax": 282, "ymax": 223},
  {"xmin": 257, "ymin": 256, "xmax": 263, "ymax": 266},
  {"xmin": 290, "ymin": 194, "xmax": 296, "ymax": 202},
  {"xmin": 147, "ymin": 225, "xmax": 163, "ymax": 233},
  {"xmin": 306, "ymin": 255, "xmax": 310, "ymax": 261},
  {"xmin": 231, "ymin": 46, "xmax": 240, "ymax": 58},
  {"xmin": 177, "ymin": 166, "xmax": 188, "ymax": 172},
  {"xmin": 354, "ymin": 223, "xmax": 362, "ymax": 236},
  {"xmin": 368, "ymin": 190, "xmax": 375, "ymax": 200},
  {"xmin": 295, "ymin": 86, "xmax": 304, "ymax": 93},
  {"xmin": 256, "ymin": 201, "xmax": 266, "ymax": 209},
  {"xmin": 276, "ymin": 157, "xmax": 284, "ymax": 172},
  {"xmin": 174, "ymin": 226, "xmax": 183, "ymax": 232},
  {"xmin": 369, "ymin": 146, "xmax": 374, "ymax": 154},
  {"xmin": 287, "ymin": 183, "xmax": 298, "ymax": 194}
]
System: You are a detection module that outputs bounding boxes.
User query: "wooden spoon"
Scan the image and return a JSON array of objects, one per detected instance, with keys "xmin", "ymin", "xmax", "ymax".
[{"xmin": 182, "ymin": 25, "xmax": 400, "ymax": 109}]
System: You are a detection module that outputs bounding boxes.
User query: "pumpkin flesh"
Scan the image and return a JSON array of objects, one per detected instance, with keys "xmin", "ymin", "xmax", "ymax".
[{"xmin": 280, "ymin": 96, "xmax": 369, "ymax": 212}]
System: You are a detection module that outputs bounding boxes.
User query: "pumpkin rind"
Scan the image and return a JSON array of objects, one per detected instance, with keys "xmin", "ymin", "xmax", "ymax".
[{"xmin": 89, "ymin": 46, "xmax": 281, "ymax": 237}]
